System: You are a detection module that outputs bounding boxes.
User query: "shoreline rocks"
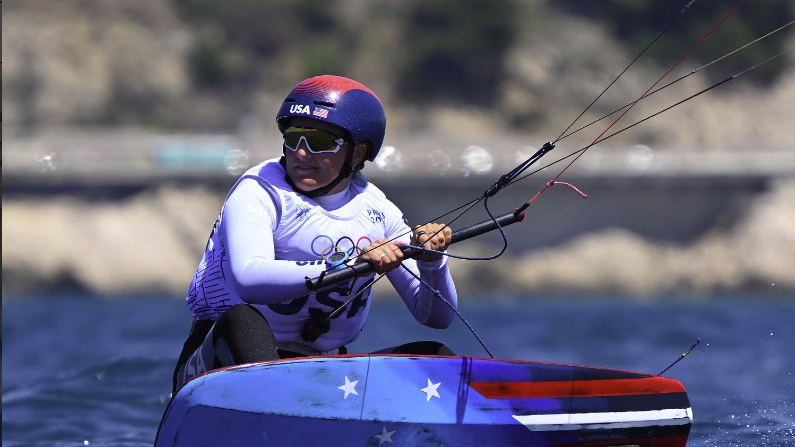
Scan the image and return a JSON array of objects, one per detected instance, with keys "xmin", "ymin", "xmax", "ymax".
[{"xmin": 4, "ymin": 180, "xmax": 794, "ymax": 300}]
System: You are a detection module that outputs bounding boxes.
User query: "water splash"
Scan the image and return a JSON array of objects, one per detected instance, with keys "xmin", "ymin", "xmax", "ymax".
[
  {"xmin": 224, "ymin": 149, "xmax": 251, "ymax": 176},
  {"xmin": 515, "ymin": 146, "xmax": 537, "ymax": 164},
  {"xmin": 35, "ymin": 153, "xmax": 57, "ymax": 171},
  {"xmin": 461, "ymin": 146, "xmax": 493, "ymax": 176},
  {"xmin": 427, "ymin": 150, "xmax": 452, "ymax": 175},
  {"xmin": 625, "ymin": 144, "xmax": 654, "ymax": 171},
  {"xmin": 374, "ymin": 145, "xmax": 403, "ymax": 172}
]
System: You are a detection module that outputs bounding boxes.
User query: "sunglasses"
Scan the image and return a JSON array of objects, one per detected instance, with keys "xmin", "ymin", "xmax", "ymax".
[{"xmin": 283, "ymin": 127, "xmax": 347, "ymax": 154}]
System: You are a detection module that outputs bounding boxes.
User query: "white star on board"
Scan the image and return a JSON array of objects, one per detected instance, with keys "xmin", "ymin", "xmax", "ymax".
[
  {"xmin": 337, "ymin": 376, "xmax": 358, "ymax": 399},
  {"xmin": 374, "ymin": 427, "xmax": 396, "ymax": 445},
  {"xmin": 421, "ymin": 378, "xmax": 441, "ymax": 401}
]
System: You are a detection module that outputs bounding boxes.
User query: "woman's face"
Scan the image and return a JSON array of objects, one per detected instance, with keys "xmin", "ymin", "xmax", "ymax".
[{"xmin": 283, "ymin": 117, "xmax": 366, "ymax": 195}]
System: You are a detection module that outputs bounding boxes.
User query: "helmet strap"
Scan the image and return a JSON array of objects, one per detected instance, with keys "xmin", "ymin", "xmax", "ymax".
[{"xmin": 279, "ymin": 145, "xmax": 357, "ymax": 198}]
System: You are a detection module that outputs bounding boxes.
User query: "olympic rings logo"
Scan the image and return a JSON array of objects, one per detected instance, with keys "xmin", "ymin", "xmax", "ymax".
[{"xmin": 311, "ymin": 235, "xmax": 373, "ymax": 259}]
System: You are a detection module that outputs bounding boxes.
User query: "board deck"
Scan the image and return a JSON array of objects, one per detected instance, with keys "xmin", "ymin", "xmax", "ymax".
[{"xmin": 156, "ymin": 354, "xmax": 692, "ymax": 446}]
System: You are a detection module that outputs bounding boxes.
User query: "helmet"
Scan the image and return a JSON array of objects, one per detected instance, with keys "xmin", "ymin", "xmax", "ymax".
[{"xmin": 276, "ymin": 75, "xmax": 386, "ymax": 161}]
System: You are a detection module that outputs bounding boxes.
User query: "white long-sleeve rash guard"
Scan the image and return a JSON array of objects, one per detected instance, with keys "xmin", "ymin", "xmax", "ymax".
[{"xmin": 186, "ymin": 159, "xmax": 457, "ymax": 352}]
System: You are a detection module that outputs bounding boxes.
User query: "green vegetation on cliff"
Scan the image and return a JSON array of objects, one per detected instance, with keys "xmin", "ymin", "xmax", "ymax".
[{"xmin": 3, "ymin": 0, "xmax": 792, "ymax": 132}]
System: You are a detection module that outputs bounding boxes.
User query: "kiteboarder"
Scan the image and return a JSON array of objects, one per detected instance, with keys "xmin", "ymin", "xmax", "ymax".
[{"xmin": 172, "ymin": 75, "xmax": 457, "ymax": 392}]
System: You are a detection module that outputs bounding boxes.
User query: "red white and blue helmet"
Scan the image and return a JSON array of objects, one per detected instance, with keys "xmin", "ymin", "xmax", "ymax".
[{"xmin": 276, "ymin": 75, "xmax": 386, "ymax": 162}]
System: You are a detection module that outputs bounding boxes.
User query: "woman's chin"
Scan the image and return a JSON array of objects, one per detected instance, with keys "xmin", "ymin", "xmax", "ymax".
[{"xmin": 292, "ymin": 177, "xmax": 323, "ymax": 191}]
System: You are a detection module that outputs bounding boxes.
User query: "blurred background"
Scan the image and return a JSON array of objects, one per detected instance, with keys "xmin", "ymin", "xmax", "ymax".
[
  {"xmin": 4, "ymin": 2, "xmax": 795, "ymax": 446},
  {"xmin": 4, "ymin": 0, "xmax": 795, "ymax": 300}
]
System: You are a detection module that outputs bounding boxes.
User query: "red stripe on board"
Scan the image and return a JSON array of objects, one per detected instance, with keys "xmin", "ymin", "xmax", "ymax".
[
  {"xmin": 469, "ymin": 377, "xmax": 685, "ymax": 399},
  {"xmin": 553, "ymin": 434, "xmax": 689, "ymax": 447}
]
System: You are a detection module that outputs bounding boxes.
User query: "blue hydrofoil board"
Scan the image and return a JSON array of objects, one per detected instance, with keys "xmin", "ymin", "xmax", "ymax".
[{"xmin": 155, "ymin": 354, "xmax": 692, "ymax": 446}]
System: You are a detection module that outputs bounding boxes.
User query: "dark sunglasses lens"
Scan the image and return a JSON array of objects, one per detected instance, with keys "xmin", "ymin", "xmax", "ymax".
[{"xmin": 284, "ymin": 128, "xmax": 340, "ymax": 152}]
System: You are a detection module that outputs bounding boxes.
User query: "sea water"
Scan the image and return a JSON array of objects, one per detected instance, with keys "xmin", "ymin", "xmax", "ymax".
[{"xmin": 3, "ymin": 295, "xmax": 794, "ymax": 446}]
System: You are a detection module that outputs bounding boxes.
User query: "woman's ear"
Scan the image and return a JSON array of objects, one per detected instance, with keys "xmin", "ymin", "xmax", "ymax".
[{"xmin": 351, "ymin": 143, "xmax": 369, "ymax": 168}]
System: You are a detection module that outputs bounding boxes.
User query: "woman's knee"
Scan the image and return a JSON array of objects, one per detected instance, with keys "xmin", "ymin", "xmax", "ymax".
[{"xmin": 213, "ymin": 304, "xmax": 279, "ymax": 364}]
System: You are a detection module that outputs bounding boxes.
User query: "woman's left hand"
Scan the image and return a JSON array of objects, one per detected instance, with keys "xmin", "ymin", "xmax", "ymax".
[{"xmin": 411, "ymin": 223, "xmax": 452, "ymax": 262}]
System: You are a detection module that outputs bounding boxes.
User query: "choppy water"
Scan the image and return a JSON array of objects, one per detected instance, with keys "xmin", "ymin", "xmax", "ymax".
[{"xmin": 3, "ymin": 295, "xmax": 794, "ymax": 446}]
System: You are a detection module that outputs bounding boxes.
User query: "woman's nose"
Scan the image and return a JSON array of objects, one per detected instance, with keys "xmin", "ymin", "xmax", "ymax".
[{"xmin": 296, "ymin": 139, "xmax": 312, "ymax": 157}]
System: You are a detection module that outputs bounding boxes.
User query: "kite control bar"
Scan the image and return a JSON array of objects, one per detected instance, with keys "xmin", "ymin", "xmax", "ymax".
[{"xmin": 305, "ymin": 209, "xmax": 526, "ymax": 292}]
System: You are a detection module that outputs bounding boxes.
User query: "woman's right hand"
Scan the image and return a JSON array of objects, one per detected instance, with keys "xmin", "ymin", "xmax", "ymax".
[{"xmin": 357, "ymin": 239, "xmax": 405, "ymax": 274}]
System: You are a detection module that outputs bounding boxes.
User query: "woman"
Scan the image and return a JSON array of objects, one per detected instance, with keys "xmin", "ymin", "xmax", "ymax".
[{"xmin": 173, "ymin": 75, "xmax": 457, "ymax": 392}]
